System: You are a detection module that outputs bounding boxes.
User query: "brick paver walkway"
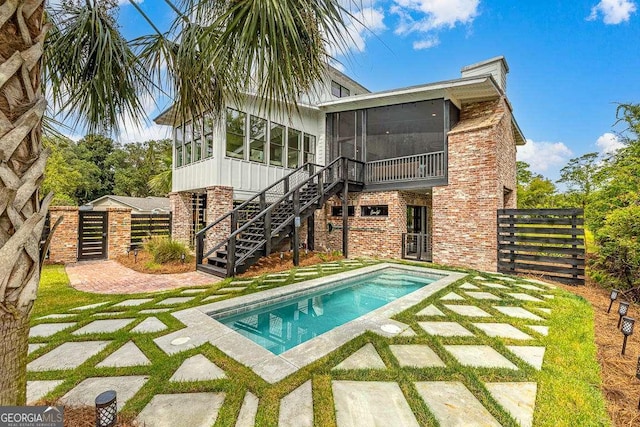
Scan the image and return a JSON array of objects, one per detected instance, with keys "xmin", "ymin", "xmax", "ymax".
[{"xmin": 66, "ymin": 260, "xmax": 219, "ymax": 294}]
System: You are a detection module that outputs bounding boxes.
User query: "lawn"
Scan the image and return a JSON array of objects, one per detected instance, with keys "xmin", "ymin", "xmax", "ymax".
[{"xmin": 30, "ymin": 261, "xmax": 610, "ymax": 426}]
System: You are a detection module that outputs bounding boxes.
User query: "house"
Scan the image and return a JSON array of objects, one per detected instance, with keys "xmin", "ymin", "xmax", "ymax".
[
  {"xmin": 87, "ymin": 195, "xmax": 171, "ymax": 214},
  {"xmin": 154, "ymin": 56, "xmax": 525, "ymax": 276}
]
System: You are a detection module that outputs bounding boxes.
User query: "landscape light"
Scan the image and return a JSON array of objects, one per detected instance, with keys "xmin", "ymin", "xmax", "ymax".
[
  {"xmin": 134, "ymin": 248, "xmax": 139, "ymax": 263},
  {"xmin": 618, "ymin": 301, "xmax": 630, "ymax": 329},
  {"xmin": 608, "ymin": 289, "xmax": 620, "ymax": 313},
  {"xmin": 621, "ymin": 316, "xmax": 635, "ymax": 355},
  {"xmin": 95, "ymin": 390, "xmax": 117, "ymax": 427},
  {"xmin": 181, "ymin": 253, "xmax": 185, "ymax": 264}
]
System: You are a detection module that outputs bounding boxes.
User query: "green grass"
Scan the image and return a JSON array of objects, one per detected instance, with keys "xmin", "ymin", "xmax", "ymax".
[{"xmin": 31, "ymin": 261, "xmax": 610, "ymax": 426}]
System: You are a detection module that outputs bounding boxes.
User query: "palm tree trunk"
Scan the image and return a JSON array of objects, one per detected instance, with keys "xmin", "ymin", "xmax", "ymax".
[{"xmin": 0, "ymin": 0, "xmax": 50, "ymax": 405}]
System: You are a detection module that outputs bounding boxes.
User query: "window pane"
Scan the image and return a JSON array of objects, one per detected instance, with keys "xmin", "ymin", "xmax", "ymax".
[
  {"xmin": 331, "ymin": 80, "xmax": 341, "ymax": 97},
  {"xmin": 249, "ymin": 116, "xmax": 266, "ymax": 163},
  {"xmin": 226, "ymin": 108, "xmax": 246, "ymax": 159},
  {"xmin": 176, "ymin": 145, "xmax": 183, "ymax": 167},
  {"xmin": 361, "ymin": 205, "xmax": 388, "ymax": 216},
  {"xmin": 287, "ymin": 129, "xmax": 301, "ymax": 168},
  {"xmin": 342, "ymin": 86, "xmax": 350, "ymax": 97},
  {"xmin": 303, "ymin": 134, "xmax": 316, "ymax": 164},
  {"xmin": 204, "ymin": 114, "xmax": 214, "ymax": 158},
  {"xmin": 184, "ymin": 121, "xmax": 193, "ymax": 164},
  {"xmin": 270, "ymin": 123, "xmax": 285, "ymax": 166},
  {"xmin": 193, "ymin": 119, "xmax": 202, "ymax": 161}
]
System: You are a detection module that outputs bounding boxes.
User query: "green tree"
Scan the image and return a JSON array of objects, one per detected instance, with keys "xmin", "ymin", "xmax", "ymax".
[
  {"xmin": 516, "ymin": 162, "xmax": 558, "ymax": 208},
  {"xmin": 556, "ymin": 152, "xmax": 601, "ymax": 209},
  {"xmin": 111, "ymin": 139, "xmax": 172, "ymax": 197},
  {"xmin": 149, "ymin": 151, "xmax": 173, "ymax": 196},
  {"xmin": 74, "ymin": 134, "xmax": 118, "ymax": 202},
  {"xmin": 1, "ymin": 0, "xmax": 351, "ymax": 404}
]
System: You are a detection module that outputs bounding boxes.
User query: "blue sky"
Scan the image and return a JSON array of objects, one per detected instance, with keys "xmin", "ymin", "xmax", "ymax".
[{"xmin": 113, "ymin": 0, "xmax": 640, "ymax": 182}]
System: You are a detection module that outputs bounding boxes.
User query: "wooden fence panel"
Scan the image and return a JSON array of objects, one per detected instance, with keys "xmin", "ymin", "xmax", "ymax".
[
  {"xmin": 130, "ymin": 213, "xmax": 172, "ymax": 248},
  {"xmin": 497, "ymin": 209, "xmax": 585, "ymax": 285}
]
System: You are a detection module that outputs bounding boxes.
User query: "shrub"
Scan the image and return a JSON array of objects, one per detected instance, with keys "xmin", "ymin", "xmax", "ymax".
[
  {"xmin": 144, "ymin": 237, "xmax": 192, "ymax": 264},
  {"xmin": 594, "ymin": 205, "xmax": 640, "ymax": 289}
]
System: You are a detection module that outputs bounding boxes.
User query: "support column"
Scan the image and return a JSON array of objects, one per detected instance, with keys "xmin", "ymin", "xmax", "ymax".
[
  {"xmin": 106, "ymin": 207, "xmax": 131, "ymax": 259},
  {"xmin": 48, "ymin": 206, "xmax": 79, "ymax": 263},
  {"xmin": 169, "ymin": 192, "xmax": 193, "ymax": 246},
  {"xmin": 307, "ymin": 215, "xmax": 315, "ymax": 251},
  {"xmin": 205, "ymin": 186, "xmax": 234, "ymax": 252},
  {"xmin": 342, "ymin": 178, "xmax": 349, "ymax": 258},
  {"xmin": 293, "ymin": 190, "xmax": 300, "ymax": 266}
]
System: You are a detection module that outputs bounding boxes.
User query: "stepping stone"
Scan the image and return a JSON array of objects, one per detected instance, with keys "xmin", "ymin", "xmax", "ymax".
[
  {"xmin": 416, "ymin": 304, "xmax": 445, "ymax": 317},
  {"xmin": 37, "ymin": 314, "xmax": 76, "ymax": 320},
  {"xmin": 485, "ymin": 382, "xmax": 537, "ymax": 427},
  {"xmin": 29, "ymin": 322, "xmax": 76, "ymax": 338},
  {"xmin": 28, "ymin": 343, "xmax": 45, "ymax": 354},
  {"xmin": 170, "ymin": 354, "xmax": 226, "ymax": 381},
  {"xmin": 27, "ymin": 380, "xmax": 64, "ymax": 404},
  {"xmin": 157, "ymin": 297, "xmax": 195, "ymax": 305},
  {"xmin": 236, "ymin": 392, "xmax": 259, "ymax": 427},
  {"xmin": 263, "ymin": 279, "xmax": 287, "ymax": 283},
  {"xmin": 28, "ymin": 341, "xmax": 110, "ymax": 371},
  {"xmin": 332, "ymin": 381, "xmax": 419, "ymax": 427},
  {"xmin": 536, "ymin": 308, "xmax": 552, "ymax": 315},
  {"xmin": 71, "ymin": 302, "xmax": 111, "ymax": 311},
  {"xmin": 322, "ymin": 266, "xmax": 342, "ymax": 270},
  {"xmin": 443, "ymin": 345, "xmax": 518, "ymax": 369},
  {"xmin": 96, "ymin": 341, "xmax": 150, "ymax": 367},
  {"xmin": 418, "ymin": 322, "xmax": 474, "ymax": 337},
  {"xmin": 466, "ymin": 292, "xmax": 501, "ymax": 300},
  {"xmin": 508, "ymin": 293, "xmax": 544, "ymax": 303},
  {"xmin": 93, "ymin": 310, "xmax": 127, "ymax": 318},
  {"xmin": 140, "ymin": 308, "xmax": 171, "ymax": 314},
  {"xmin": 473, "ymin": 323, "xmax": 533, "ymax": 340},
  {"xmin": 501, "ymin": 277, "xmax": 517, "ymax": 281},
  {"xmin": 202, "ymin": 295, "xmax": 226, "ymax": 302},
  {"xmin": 517, "ymin": 284, "xmax": 545, "ymax": 292},
  {"xmin": 444, "ymin": 305, "xmax": 492, "ymax": 318},
  {"xmin": 230, "ymin": 280, "xmax": 254, "ymax": 285},
  {"xmin": 62, "ymin": 376, "xmax": 148, "ymax": 411},
  {"xmin": 217, "ymin": 287, "xmax": 247, "ymax": 293},
  {"xmin": 441, "ymin": 292, "xmax": 465, "ymax": 301},
  {"xmin": 131, "ymin": 317, "xmax": 167, "ymax": 333},
  {"xmin": 506, "ymin": 346, "xmax": 546, "ymax": 370},
  {"xmin": 181, "ymin": 289, "xmax": 207, "ymax": 294},
  {"xmin": 136, "ymin": 393, "xmax": 225, "ymax": 427},
  {"xmin": 400, "ymin": 328, "xmax": 417, "ymax": 337},
  {"xmin": 483, "ymin": 283, "xmax": 509, "ymax": 289},
  {"xmin": 279, "ymin": 380, "xmax": 313, "ymax": 427},
  {"xmin": 295, "ymin": 271, "xmax": 320, "ymax": 276},
  {"xmin": 474, "ymin": 276, "xmax": 487, "ymax": 280},
  {"xmin": 542, "ymin": 295, "xmax": 555, "ymax": 299},
  {"xmin": 390, "ymin": 345, "xmax": 446, "ymax": 368},
  {"xmin": 114, "ymin": 298, "xmax": 153, "ymax": 307},
  {"xmin": 493, "ymin": 307, "xmax": 544, "ymax": 321},
  {"xmin": 415, "ymin": 381, "xmax": 501, "ymax": 427},
  {"xmin": 333, "ymin": 343, "xmax": 386, "ymax": 370},
  {"xmin": 526, "ymin": 325, "xmax": 549, "ymax": 336},
  {"xmin": 267, "ymin": 273, "xmax": 290, "ymax": 278},
  {"xmin": 72, "ymin": 318, "xmax": 136, "ymax": 335},
  {"xmin": 459, "ymin": 282, "xmax": 480, "ymax": 290}
]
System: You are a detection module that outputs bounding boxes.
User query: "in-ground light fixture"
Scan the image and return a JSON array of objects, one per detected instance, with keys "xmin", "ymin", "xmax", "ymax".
[
  {"xmin": 608, "ymin": 289, "xmax": 620, "ymax": 313},
  {"xmin": 618, "ymin": 301, "xmax": 630, "ymax": 328},
  {"xmin": 621, "ymin": 316, "xmax": 635, "ymax": 355},
  {"xmin": 95, "ymin": 390, "xmax": 117, "ymax": 427}
]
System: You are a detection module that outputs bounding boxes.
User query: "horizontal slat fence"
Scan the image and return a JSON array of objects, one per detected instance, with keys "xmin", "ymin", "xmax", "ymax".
[
  {"xmin": 497, "ymin": 208, "xmax": 585, "ymax": 285},
  {"xmin": 131, "ymin": 213, "xmax": 172, "ymax": 248}
]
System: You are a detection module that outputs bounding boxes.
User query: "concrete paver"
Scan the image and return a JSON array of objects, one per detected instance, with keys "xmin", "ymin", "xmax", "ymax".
[
  {"xmin": 508, "ymin": 293, "xmax": 544, "ymax": 303},
  {"xmin": 61, "ymin": 376, "xmax": 148, "ymax": 410},
  {"xmin": 28, "ymin": 343, "xmax": 45, "ymax": 354},
  {"xmin": 28, "ymin": 341, "xmax": 111, "ymax": 371},
  {"xmin": 416, "ymin": 304, "xmax": 445, "ymax": 316},
  {"xmin": 415, "ymin": 381, "xmax": 501, "ymax": 427},
  {"xmin": 486, "ymin": 382, "xmax": 537, "ymax": 427},
  {"xmin": 493, "ymin": 306, "xmax": 545, "ymax": 321},
  {"xmin": 157, "ymin": 297, "xmax": 195, "ymax": 305},
  {"xmin": 472, "ymin": 323, "xmax": 533, "ymax": 340},
  {"xmin": 72, "ymin": 318, "xmax": 136, "ymax": 335},
  {"xmin": 27, "ymin": 380, "xmax": 64, "ymax": 404},
  {"xmin": 506, "ymin": 346, "xmax": 546, "ymax": 370},
  {"xmin": 37, "ymin": 314, "xmax": 76, "ymax": 320},
  {"xmin": 444, "ymin": 305, "xmax": 492, "ymax": 317},
  {"xmin": 536, "ymin": 308, "xmax": 552, "ymax": 314},
  {"xmin": 526, "ymin": 325, "xmax": 549, "ymax": 336},
  {"xmin": 279, "ymin": 380, "xmax": 313, "ymax": 427},
  {"xmin": 29, "ymin": 322, "xmax": 77, "ymax": 338},
  {"xmin": 170, "ymin": 354, "xmax": 227, "ymax": 382},
  {"xmin": 70, "ymin": 302, "xmax": 111, "ymax": 311},
  {"xmin": 139, "ymin": 308, "xmax": 171, "ymax": 314},
  {"xmin": 136, "ymin": 393, "xmax": 225, "ymax": 427},
  {"xmin": 465, "ymin": 292, "xmax": 501, "ymax": 300},
  {"xmin": 131, "ymin": 317, "xmax": 167, "ymax": 333},
  {"xmin": 441, "ymin": 292, "xmax": 465, "ymax": 300},
  {"xmin": 390, "ymin": 345, "xmax": 446, "ymax": 368},
  {"xmin": 235, "ymin": 392, "xmax": 259, "ymax": 427},
  {"xmin": 181, "ymin": 288, "xmax": 207, "ymax": 294},
  {"xmin": 113, "ymin": 298, "xmax": 153, "ymax": 307},
  {"xmin": 96, "ymin": 341, "xmax": 151, "ymax": 367},
  {"xmin": 217, "ymin": 287, "xmax": 247, "ymax": 293},
  {"xmin": 333, "ymin": 343, "xmax": 386, "ymax": 370},
  {"xmin": 444, "ymin": 345, "xmax": 518, "ymax": 369},
  {"xmin": 482, "ymin": 283, "xmax": 509, "ymax": 289},
  {"xmin": 459, "ymin": 282, "xmax": 480, "ymax": 290},
  {"xmin": 332, "ymin": 381, "xmax": 419, "ymax": 427},
  {"xmin": 418, "ymin": 321, "xmax": 474, "ymax": 337},
  {"xmin": 517, "ymin": 284, "xmax": 546, "ymax": 292}
]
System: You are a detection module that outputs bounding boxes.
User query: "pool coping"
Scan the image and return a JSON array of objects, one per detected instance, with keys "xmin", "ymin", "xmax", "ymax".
[{"xmin": 154, "ymin": 263, "xmax": 465, "ymax": 383}]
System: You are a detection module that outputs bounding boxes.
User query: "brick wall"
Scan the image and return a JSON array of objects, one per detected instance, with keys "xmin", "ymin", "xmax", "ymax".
[
  {"xmin": 205, "ymin": 186, "xmax": 233, "ymax": 253},
  {"xmin": 314, "ymin": 191, "xmax": 431, "ymax": 258},
  {"xmin": 170, "ymin": 192, "xmax": 193, "ymax": 245},
  {"xmin": 106, "ymin": 207, "xmax": 130, "ymax": 259},
  {"xmin": 48, "ymin": 206, "xmax": 79, "ymax": 263},
  {"xmin": 431, "ymin": 97, "xmax": 517, "ymax": 271}
]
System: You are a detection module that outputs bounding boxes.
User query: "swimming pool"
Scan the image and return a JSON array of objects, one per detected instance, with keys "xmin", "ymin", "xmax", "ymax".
[{"xmin": 216, "ymin": 268, "xmax": 439, "ymax": 354}]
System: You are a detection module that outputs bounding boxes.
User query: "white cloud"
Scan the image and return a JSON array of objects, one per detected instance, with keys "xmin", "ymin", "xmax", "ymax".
[
  {"xmin": 117, "ymin": 96, "xmax": 170, "ymax": 144},
  {"xmin": 595, "ymin": 132, "xmax": 625, "ymax": 154},
  {"xmin": 587, "ymin": 0, "xmax": 636, "ymax": 24},
  {"xmin": 328, "ymin": 4, "xmax": 386, "ymax": 56},
  {"xmin": 517, "ymin": 139, "xmax": 573, "ymax": 173},
  {"xmin": 391, "ymin": 0, "xmax": 479, "ymax": 43}
]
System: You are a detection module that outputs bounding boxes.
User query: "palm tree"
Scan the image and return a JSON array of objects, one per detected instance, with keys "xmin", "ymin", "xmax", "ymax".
[{"xmin": 0, "ymin": 0, "xmax": 350, "ymax": 405}]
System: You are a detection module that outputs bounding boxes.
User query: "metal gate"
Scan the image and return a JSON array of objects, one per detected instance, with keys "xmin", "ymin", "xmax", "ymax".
[{"xmin": 78, "ymin": 211, "xmax": 108, "ymax": 260}]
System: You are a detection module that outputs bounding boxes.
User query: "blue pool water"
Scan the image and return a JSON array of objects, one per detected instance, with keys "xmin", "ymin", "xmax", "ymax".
[{"xmin": 217, "ymin": 268, "xmax": 437, "ymax": 355}]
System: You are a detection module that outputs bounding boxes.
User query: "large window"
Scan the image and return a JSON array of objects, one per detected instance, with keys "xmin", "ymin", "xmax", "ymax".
[
  {"xmin": 303, "ymin": 134, "xmax": 316, "ymax": 164},
  {"xmin": 269, "ymin": 123, "xmax": 285, "ymax": 166},
  {"xmin": 287, "ymin": 129, "xmax": 301, "ymax": 168},
  {"xmin": 193, "ymin": 119, "xmax": 202, "ymax": 162},
  {"xmin": 249, "ymin": 116, "xmax": 266, "ymax": 163},
  {"xmin": 331, "ymin": 80, "xmax": 351, "ymax": 98},
  {"xmin": 203, "ymin": 114, "xmax": 214, "ymax": 158},
  {"xmin": 226, "ymin": 108, "xmax": 246, "ymax": 159},
  {"xmin": 175, "ymin": 126, "xmax": 184, "ymax": 167},
  {"xmin": 183, "ymin": 121, "xmax": 193, "ymax": 164}
]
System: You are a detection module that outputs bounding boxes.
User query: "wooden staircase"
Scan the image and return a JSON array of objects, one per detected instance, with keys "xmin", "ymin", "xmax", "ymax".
[{"xmin": 195, "ymin": 157, "xmax": 364, "ymax": 277}]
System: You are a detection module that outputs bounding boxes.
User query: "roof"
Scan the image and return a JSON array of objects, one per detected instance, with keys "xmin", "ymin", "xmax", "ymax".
[{"xmin": 88, "ymin": 195, "xmax": 171, "ymax": 212}]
